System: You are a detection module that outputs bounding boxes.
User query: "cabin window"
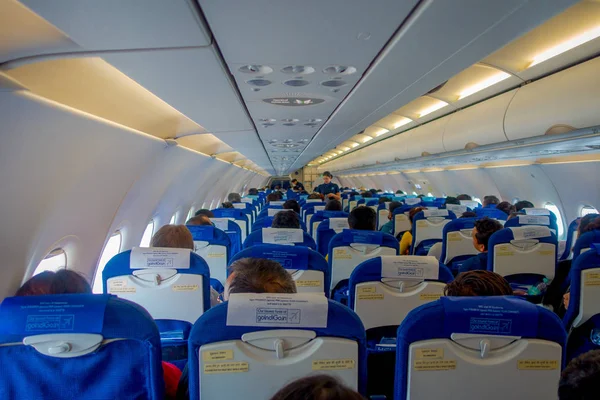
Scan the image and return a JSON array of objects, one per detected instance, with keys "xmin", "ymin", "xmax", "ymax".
[
  {"xmin": 169, "ymin": 212, "xmax": 178, "ymax": 225},
  {"xmin": 473, "ymin": 197, "xmax": 482, "ymax": 205},
  {"xmin": 412, "ymin": 192, "xmax": 418, "ymax": 196},
  {"xmin": 544, "ymin": 202, "xmax": 565, "ymax": 239},
  {"xmin": 92, "ymin": 232, "xmax": 122, "ymax": 294},
  {"xmin": 187, "ymin": 207, "xmax": 195, "ymax": 221},
  {"xmin": 140, "ymin": 220, "xmax": 154, "ymax": 247},
  {"xmin": 427, "ymin": 192, "xmax": 433, "ymax": 197},
  {"xmin": 512, "ymin": 198, "xmax": 520, "ymax": 205},
  {"xmin": 33, "ymin": 249, "xmax": 67, "ymax": 276},
  {"xmin": 581, "ymin": 205, "xmax": 599, "ymax": 217}
]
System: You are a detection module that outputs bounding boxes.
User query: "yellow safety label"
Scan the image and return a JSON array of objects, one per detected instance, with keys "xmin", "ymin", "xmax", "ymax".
[
  {"xmin": 417, "ymin": 220, "xmax": 428, "ymax": 228},
  {"xmin": 108, "ymin": 280, "xmax": 136, "ymax": 293},
  {"xmin": 537, "ymin": 250, "xmax": 554, "ymax": 256},
  {"xmin": 585, "ymin": 272, "xmax": 600, "ymax": 286},
  {"xmin": 202, "ymin": 350, "xmax": 234, "ymax": 362},
  {"xmin": 517, "ymin": 360, "xmax": 559, "ymax": 370},
  {"xmin": 358, "ymin": 287, "xmax": 376, "ymax": 293},
  {"xmin": 447, "ymin": 232, "xmax": 461, "ymax": 242},
  {"xmin": 334, "ymin": 248, "xmax": 352, "ymax": 260},
  {"xmin": 413, "ymin": 360, "xmax": 456, "ymax": 371},
  {"xmin": 295, "ymin": 280, "xmax": 322, "ymax": 287},
  {"xmin": 207, "ymin": 253, "xmax": 225, "ymax": 258},
  {"xmin": 420, "ymin": 293, "xmax": 442, "ymax": 301},
  {"xmin": 172, "ymin": 284, "xmax": 199, "ymax": 292},
  {"xmin": 358, "ymin": 293, "xmax": 384, "ymax": 300},
  {"xmin": 496, "ymin": 251, "xmax": 515, "ymax": 257},
  {"xmin": 415, "ymin": 348, "xmax": 444, "ymax": 360},
  {"xmin": 312, "ymin": 359, "xmax": 355, "ymax": 371},
  {"xmin": 204, "ymin": 362, "xmax": 249, "ymax": 374}
]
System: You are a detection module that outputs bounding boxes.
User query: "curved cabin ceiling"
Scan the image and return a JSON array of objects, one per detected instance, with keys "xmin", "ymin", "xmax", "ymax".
[{"xmin": 0, "ymin": 0, "xmax": 588, "ymax": 176}]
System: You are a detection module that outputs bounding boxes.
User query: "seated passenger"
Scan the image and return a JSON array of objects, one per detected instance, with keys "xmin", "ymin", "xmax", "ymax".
[
  {"xmin": 515, "ymin": 200, "xmax": 535, "ymax": 212},
  {"xmin": 456, "ymin": 194, "xmax": 473, "ymax": 201},
  {"xmin": 396, "ymin": 190, "xmax": 405, "ymax": 195},
  {"xmin": 378, "ymin": 196, "xmax": 391, "ymax": 204},
  {"xmin": 186, "ymin": 215, "xmax": 212, "ymax": 226},
  {"xmin": 461, "ymin": 211, "xmax": 477, "ymax": 218},
  {"xmin": 361, "ymin": 192, "xmax": 373, "ymax": 198},
  {"xmin": 399, "ymin": 207, "xmax": 427, "ymax": 255},
  {"xmin": 579, "ymin": 213, "xmax": 600, "ymax": 233},
  {"xmin": 248, "ymin": 188, "xmax": 259, "ymax": 196},
  {"xmin": 267, "ymin": 193, "xmax": 280, "ymax": 203},
  {"xmin": 227, "ymin": 193, "xmax": 242, "ymax": 203},
  {"xmin": 458, "ymin": 217, "xmax": 503, "ymax": 274},
  {"xmin": 194, "ymin": 209, "xmax": 214, "ymax": 218},
  {"xmin": 221, "ymin": 202, "xmax": 234, "ymax": 209},
  {"xmin": 271, "ymin": 210, "xmax": 301, "ymax": 229},
  {"xmin": 348, "ymin": 206, "xmax": 377, "ymax": 231},
  {"xmin": 379, "ymin": 201, "xmax": 402, "ymax": 235},
  {"xmin": 325, "ymin": 199, "xmax": 343, "ymax": 211},
  {"xmin": 269, "ymin": 375, "xmax": 364, "ymax": 400},
  {"xmin": 16, "ymin": 270, "xmax": 182, "ymax": 399},
  {"xmin": 559, "ymin": 350, "xmax": 600, "ymax": 400},
  {"xmin": 508, "ymin": 211, "xmax": 525, "ymax": 221},
  {"xmin": 443, "ymin": 270, "xmax": 513, "ymax": 296},
  {"xmin": 291, "ymin": 179, "xmax": 305, "ymax": 191},
  {"xmin": 177, "ymin": 258, "xmax": 297, "ymax": 399},
  {"xmin": 496, "ymin": 201, "xmax": 515, "ymax": 215},
  {"xmin": 444, "ymin": 196, "xmax": 460, "ymax": 206},
  {"xmin": 308, "ymin": 193, "xmax": 323, "ymax": 200},
  {"xmin": 283, "ymin": 199, "xmax": 300, "ymax": 214},
  {"xmin": 483, "ymin": 195, "xmax": 500, "ymax": 208},
  {"xmin": 151, "ymin": 225, "xmax": 194, "ymax": 250}
]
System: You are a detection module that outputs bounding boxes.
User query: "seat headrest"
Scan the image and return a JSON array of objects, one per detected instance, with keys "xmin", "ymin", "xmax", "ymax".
[
  {"xmin": 262, "ymin": 228, "xmax": 305, "ymax": 244},
  {"xmin": 130, "ymin": 247, "xmax": 191, "ymax": 269},
  {"xmin": 380, "ymin": 256, "xmax": 441, "ymax": 280},
  {"xmin": 342, "ymin": 229, "xmax": 384, "ymax": 245},
  {"xmin": 249, "ymin": 244, "xmax": 311, "ymax": 269},
  {"xmin": 508, "ymin": 226, "xmax": 552, "ymax": 240},
  {"xmin": 517, "ymin": 215, "xmax": 550, "ymax": 225}
]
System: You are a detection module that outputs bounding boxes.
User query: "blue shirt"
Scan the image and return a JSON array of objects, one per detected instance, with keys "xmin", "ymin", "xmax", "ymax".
[
  {"xmin": 380, "ymin": 220, "xmax": 394, "ymax": 235},
  {"xmin": 458, "ymin": 252, "xmax": 488, "ymax": 274},
  {"xmin": 316, "ymin": 183, "xmax": 339, "ymax": 196}
]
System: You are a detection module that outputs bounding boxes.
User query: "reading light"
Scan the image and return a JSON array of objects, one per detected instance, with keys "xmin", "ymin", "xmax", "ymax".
[
  {"xmin": 393, "ymin": 117, "xmax": 412, "ymax": 129},
  {"xmin": 419, "ymin": 100, "xmax": 448, "ymax": 118},
  {"xmin": 530, "ymin": 26, "xmax": 600, "ymax": 68},
  {"xmin": 458, "ymin": 72, "xmax": 511, "ymax": 100}
]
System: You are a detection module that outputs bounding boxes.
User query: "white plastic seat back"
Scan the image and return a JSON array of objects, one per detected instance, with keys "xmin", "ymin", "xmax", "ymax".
[
  {"xmin": 378, "ymin": 203, "xmax": 391, "ymax": 230},
  {"xmin": 394, "ymin": 213, "xmax": 410, "ymax": 236},
  {"xmin": 194, "ymin": 241, "xmax": 227, "ymax": 285},
  {"xmin": 443, "ymin": 229, "xmax": 477, "ymax": 265}
]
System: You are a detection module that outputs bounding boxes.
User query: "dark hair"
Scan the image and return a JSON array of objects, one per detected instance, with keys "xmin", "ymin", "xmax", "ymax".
[
  {"xmin": 508, "ymin": 211, "xmax": 525, "ymax": 221},
  {"xmin": 283, "ymin": 199, "xmax": 300, "ymax": 214},
  {"xmin": 269, "ymin": 375, "xmax": 365, "ymax": 400},
  {"xmin": 348, "ymin": 207, "xmax": 376, "ymax": 231},
  {"xmin": 361, "ymin": 192, "xmax": 373, "ymax": 198},
  {"xmin": 369, "ymin": 189, "xmax": 377, "ymax": 194},
  {"xmin": 186, "ymin": 215, "xmax": 212, "ymax": 226},
  {"xmin": 291, "ymin": 179, "xmax": 298, "ymax": 183},
  {"xmin": 151, "ymin": 225, "xmax": 194, "ymax": 250},
  {"xmin": 272, "ymin": 211, "xmax": 300, "ymax": 229},
  {"xmin": 456, "ymin": 194, "xmax": 473, "ymax": 201},
  {"xmin": 248, "ymin": 188, "xmax": 259, "ymax": 195},
  {"xmin": 378, "ymin": 197, "xmax": 391, "ymax": 204},
  {"xmin": 195, "ymin": 209, "xmax": 214, "ymax": 218},
  {"xmin": 308, "ymin": 193, "xmax": 323, "ymax": 200},
  {"xmin": 496, "ymin": 201, "xmax": 515, "ymax": 215},
  {"xmin": 16, "ymin": 270, "xmax": 92, "ymax": 296},
  {"xmin": 514, "ymin": 200, "xmax": 535, "ymax": 211},
  {"xmin": 322, "ymin": 171, "xmax": 333, "ymax": 178},
  {"xmin": 389, "ymin": 201, "xmax": 403, "ymax": 214},
  {"xmin": 222, "ymin": 202, "xmax": 234, "ymax": 209},
  {"xmin": 473, "ymin": 217, "xmax": 503, "ymax": 251},
  {"xmin": 228, "ymin": 193, "xmax": 242, "ymax": 203},
  {"xmin": 267, "ymin": 193, "xmax": 280, "ymax": 202},
  {"xmin": 408, "ymin": 206, "xmax": 427, "ymax": 224},
  {"xmin": 325, "ymin": 199, "xmax": 342, "ymax": 211},
  {"xmin": 483, "ymin": 195, "xmax": 500, "ymax": 207},
  {"xmin": 444, "ymin": 270, "xmax": 513, "ymax": 296},
  {"xmin": 461, "ymin": 211, "xmax": 477, "ymax": 218},
  {"xmin": 559, "ymin": 350, "xmax": 600, "ymax": 400},
  {"xmin": 579, "ymin": 214, "xmax": 600, "ymax": 235},
  {"xmin": 396, "ymin": 190, "xmax": 405, "ymax": 195},
  {"xmin": 227, "ymin": 258, "xmax": 297, "ymax": 295},
  {"xmin": 444, "ymin": 196, "xmax": 460, "ymax": 206}
]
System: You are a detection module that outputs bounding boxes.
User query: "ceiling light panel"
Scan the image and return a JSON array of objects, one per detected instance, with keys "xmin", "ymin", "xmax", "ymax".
[{"xmin": 418, "ymin": 99, "xmax": 449, "ymax": 118}]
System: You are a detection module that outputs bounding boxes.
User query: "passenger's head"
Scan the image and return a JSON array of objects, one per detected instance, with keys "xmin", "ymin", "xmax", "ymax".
[
  {"xmin": 456, "ymin": 194, "xmax": 473, "ymax": 201},
  {"xmin": 496, "ymin": 201, "xmax": 515, "ymax": 215},
  {"xmin": 308, "ymin": 193, "xmax": 323, "ymax": 200},
  {"xmin": 325, "ymin": 199, "xmax": 342, "ymax": 211},
  {"xmin": 472, "ymin": 217, "xmax": 503, "ymax": 252},
  {"xmin": 269, "ymin": 375, "xmax": 365, "ymax": 400},
  {"xmin": 271, "ymin": 211, "xmax": 301, "ymax": 229},
  {"xmin": 16, "ymin": 270, "xmax": 92, "ymax": 296},
  {"xmin": 224, "ymin": 258, "xmax": 296, "ymax": 301},
  {"xmin": 444, "ymin": 270, "xmax": 513, "ymax": 296},
  {"xmin": 444, "ymin": 196, "xmax": 460, "ymax": 206},
  {"xmin": 267, "ymin": 193, "xmax": 280, "ymax": 203},
  {"xmin": 361, "ymin": 191, "xmax": 373, "ymax": 198},
  {"xmin": 322, "ymin": 171, "xmax": 333, "ymax": 184},
  {"xmin": 369, "ymin": 189, "xmax": 377, "ymax": 194},
  {"xmin": 195, "ymin": 209, "xmax": 214, "ymax": 218},
  {"xmin": 221, "ymin": 202, "xmax": 234, "ymax": 209},
  {"xmin": 348, "ymin": 206, "xmax": 377, "ymax": 231},
  {"xmin": 378, "ymin": 197, "xmax": 391, "ymax": 204},
  {"xmin": 228, "ymin": 193, "xmax": 242, "ymax": 203},
  {"xmin": 559, "ymin": 350, "xmax": 600, "ymax": 400},
  {"xmin": 483, "ymin": 195, "xmax": 500, "ymax": 207},
  {"xmin": 248, "ymin": 188, "xmax": 258, "ymax": 195},
  {"xmin": 291, "ymin": 179, "xmax": 298, "ymax": 185},
  {"xmin": 186, "ymin": 215, "xmax": 212, "ymax": 226},
  {"xmin": 396, "ymin": 190, "xmax": 405, "ymax": 195},
  {"xmin": 514, "ymin": 200, "xmax": 534, "ymax": 211},
  {"xmin": 579, "ymin": 214, "xmax": 600, "ymax": 235},
  {"xmin": 461, "ymin": 211, "xmax": 477, "ymax": 218},
  {"xmin": 508, "ymin": 211, "xmax": 525, "ymax": 221},
  {"xmin": 150, "ymin": 224, "xmax": 194, "ymax": 250},
  {"xmin": 388, "ymin": 201, "xmax": 403, "ymax": 220},
  {"xmin": 283, "ymin": 199, "xmax": 300, "ymax": 214},
  {"xmin": 408, "ymin": 206, "xmax": 427, "ymax": 224}
]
